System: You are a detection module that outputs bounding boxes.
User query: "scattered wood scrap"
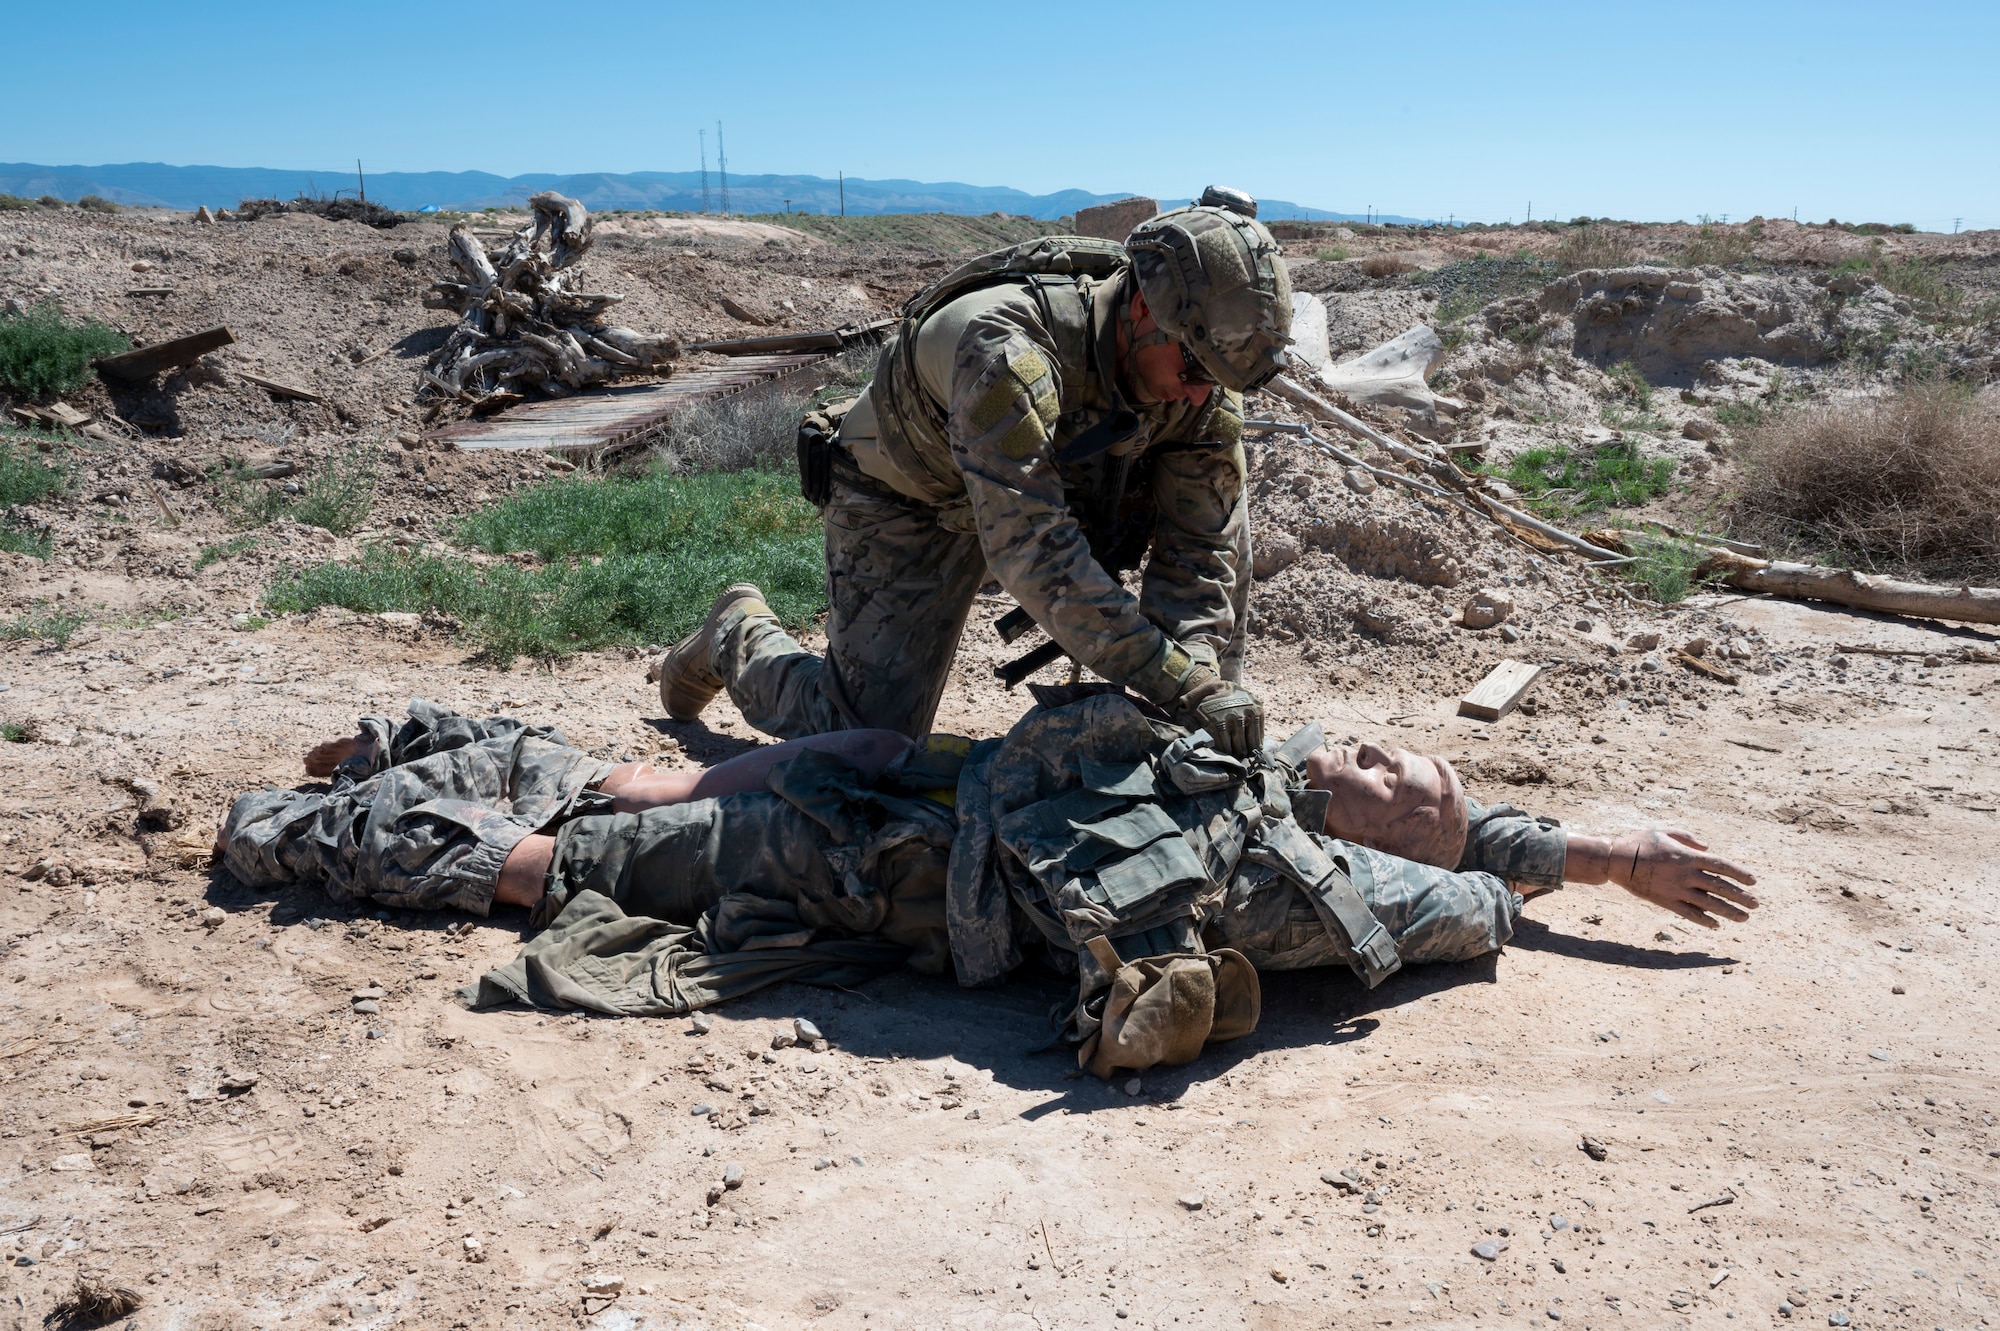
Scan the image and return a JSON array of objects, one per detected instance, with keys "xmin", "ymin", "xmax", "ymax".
[
  {"xmin": 126, "ymin": 287, "xmax": 174, "ymax": 298},
  {"xmin": 239, "ymin": 371, "xmax": 323, "ymax": 403},
  {"xmin": 1725, "ymin": 738, "xmax": 1781, "ymax": 753},
  {"xmin": 422, "ymin": 191, "xmax": 680, "ymax": 408},
  {"xmin": 1686, "ymin": 1189, "xmax": 1736, "ymax": 1215},
  {"xmin": 1675, "ymin": 650, "xmax": 1738, "ymax": 685},
  {"xmin": 95, "ymin": 326, "xmax": 235, "ymax": 382},
  {"xmin": 1458, "ymin": 660, "xmax": 1545, "ymax": 721}
]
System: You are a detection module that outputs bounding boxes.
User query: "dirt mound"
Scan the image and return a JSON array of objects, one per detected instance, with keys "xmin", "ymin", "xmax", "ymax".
[{"xmin": 236, "ymin": 195, "xmax": 405, "ymax": 229}]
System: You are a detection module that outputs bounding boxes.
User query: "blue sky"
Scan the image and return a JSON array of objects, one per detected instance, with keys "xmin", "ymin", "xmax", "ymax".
[{"xmin": 8, "ymin": 0, "xmax": 1997, "ymax": 229}]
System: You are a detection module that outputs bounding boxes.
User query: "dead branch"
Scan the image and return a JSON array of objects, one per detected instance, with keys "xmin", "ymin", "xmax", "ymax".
[
  {"xmin": 421, "ymin": 192, "xmax": 680, "ymax": 407},
  {"xmin": 1587, "ymin": 528, "xmax": 2000, "ymax": 627}
]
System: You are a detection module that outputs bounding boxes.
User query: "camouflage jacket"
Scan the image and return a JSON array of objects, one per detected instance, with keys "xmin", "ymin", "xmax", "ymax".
[{"xmin": 863, "ymin": 271, "xmax": 1249, "ymax": 703}]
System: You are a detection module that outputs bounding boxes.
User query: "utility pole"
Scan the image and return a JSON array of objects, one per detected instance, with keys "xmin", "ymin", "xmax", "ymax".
[
  {"xmin": 716, "ymin": 121, "xmax": 729, "ymax": 215},
  {"xmin": 699, "ymin": 129, "xmax": 710, "ymax": 213},
  {"xmin": 839, "ymin": 171, "xmax": 845, "ymax": 217},
  {"xmin": 356, "ymin": 159, "xmax": 365, "ymax": 204},
  {"xmin": 783, "ymin": 199, "xmax": 791, "ymax": 214},
  {"xmin": 1527, "ymin": 201, "xmax": 1532, "ymax": 223},
  {"xmin": 1954, "ymin": 217, "xmax": 1963, "ymax": 234}
]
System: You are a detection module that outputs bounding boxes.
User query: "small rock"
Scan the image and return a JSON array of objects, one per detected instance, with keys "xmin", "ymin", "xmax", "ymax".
[
  {"xmin": 581, "ymin": 1273, "xmax": 623, "ymax": 1296},
  {"xmin": 352, "ymin": 987, "xmax": 387, "ymax": 1001},
  {"xmin": 690, "ymin": 1012, "xmax": 713, "ymax": 1035},
  {"xmin": 1550, "ymin": 1214, "xmax": 1569, "ymax": 1230},
  {"xmin": 1178, "ymin": 1194, "xmax": 1204, "ymax": 1211},
  {"xmin": 1472, "ymin": 1239, "xmax": 1508, "ymax": 1261},
  {"xmin": 1831, "ymin": 654, "xmax": 1850, "ymax": 670},
  {"xmin": 462, "ymin": 1237, "xmax": 485, "ymax": 1263},
  {"xmin": 1828, "ymin": 1313, "xmax": 1849, "ymax": 1327},
  {"xmin": 1683, "ymin": 636, "xmax": 1710, "ymax": 656},
  {"xmin": 1123, "ymin": 1077, "xmax": 1143, "ymax": 1096},
  {"xmin": 722, "ymin": 1163, "xmax": 745, "ymax": 1189},
  {"xmin": 1922, "ymin": 653, "xmax": 1943, "ymax": 668},
  {"xmin": 1778, "ymin": 1300, "xmax": 1794, "ymax": 1318},
  {"xmin": 218, "ymin": 1071, "xmax": 260, "ymax": 1093},
  {"xmin": 1639, "ymin": 653, "xmax": 1664, "ymax": 673},
  {"xmin": 704, "ymin": 1183, "xmax": 725, "ymax": 1206},
  {"xmin": 965, "ymin": 1108, "xmax": 981, "ymax": 1120},
  {"xmin": 352, "ymin": 999, "xmax": 380, "ymax": 1015},
  {"xmin": 201, "ymin": 907, "xmax": 225, "ymax": 928},
  {"xmin": 1892, "ymin": 985, "xmax": 1906, "ymax": 995},
  {"xmin": 132, "ymin": 260, "xmax": 154, "ymax": 273},
  {"xmin": 1626, "ymin": 630, "xmax": 1660, "ymax": 651},
  {"xmin": 1270, "ymin": 1268, "xmax": 1289, "ymax": 1284},
  {"xmin": 1573, "ymin": 618, "xmax": 1594, "ymax": 633},
  {"xmin": 1461, "ymin": 589, "xmax": 1514, "ymax": 631},
  {"xmin": 1681, "ymin": 417, "xmax": 1719, "ymax": 441},
  {"xmin": 1580, "ymin": 1136, "xmax": 1609, "ymax": 1161},
  {"xmin": 794, "ymin": 1017, "xmax": 823, "ymax": 1043},
  {"xmin": 771, "ymin": 1029, "xmax": 796, "ymax": 1050},
  {"xmin": 690, "ymin": 1104, "xmax": 714, "ymax": 1117},
  {"xmin": 813, "ymin": 1157, "xmax": 834, "ymax": 1171},
  {"xmin": 1868, "ymin": 1049, "xmax": 1892, "ymax": 1062},
  {"xmin": 1499, "ymin": 624, "xmax": 1522, "ymax": 644},
  {"xmin": 1253, "ymin": 530, "xmax": 1302, "ymax": 578},
  {"xmin": 1342, "ymin": 467, "xmax": 1377, "ymax": 495}
]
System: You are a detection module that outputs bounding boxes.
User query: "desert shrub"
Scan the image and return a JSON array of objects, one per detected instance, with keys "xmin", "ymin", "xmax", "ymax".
[
  {"xmin": 35, "ymin": 195, "xmax": 65, "ymax": 209},
  {"xmin": 650, "ymin": 347, "xmax": 871, "ymax": 474},
  {"xmin": 212, "ymin": 443, "xmax": 378, "ymax": 533},
  {"xmin": 76, "ymin": 195, "xmax": 121, "ymax": 214},
  {"xmin": 1678, "ymin": 225, "xmax": 1754, "ymax": 268},
  {"xmin": 0, "ymin": 304, "xmax": 130, "ymax": 398},
  {"xmin": 1621, "ymin": 534, "xmax": 1711, "ymax": 604},
  {"xmin": 196, "ymin": 535, "xmax": 259, "ymax": 569},
  {"xmin": 1735, "ymin": 379, "xmax": 2000, "ymax": 571},
  {"xmin": 0, "ymin": 194, "xmax": 32, "ymax": 212},
  {"xmin": 1422, "ymin": 255, "xmax": 1562, "ymax": 324},
  {"xmin": 1359, "ymin": 253, "xmax": 1419, "ymax": 279},
  {"xmin": 1552, "ymin": 226, "xmax": 1635, "ymax": 273},
  {"xmin": 1313, "ymin": 245, "xmax": 1350, "ymax": 262},
  {"xmin": 272, "ymin": 467, "xmax": 825, "ymax": 662},
  {"xmin": 0, "ymin": 431, "xmax": 70, "ymax": 557}
]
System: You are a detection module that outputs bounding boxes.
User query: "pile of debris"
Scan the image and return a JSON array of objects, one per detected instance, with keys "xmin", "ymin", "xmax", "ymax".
[
  {"xmin": 234, "ymin": 195, "xmax": 404, "ymax": 229},
  {"xmin": 419, "ymin": 191, "xmax": 681, "ymax": 412}
]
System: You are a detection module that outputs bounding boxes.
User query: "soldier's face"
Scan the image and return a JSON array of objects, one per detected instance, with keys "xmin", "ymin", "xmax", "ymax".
[
  {"xmin": 1306, "ymin": 742, "xmax": 1468, "ymax": 868},
  {"xmin": 1125, "ymin": 292, "xmax": 1214, "ymax": 409}
]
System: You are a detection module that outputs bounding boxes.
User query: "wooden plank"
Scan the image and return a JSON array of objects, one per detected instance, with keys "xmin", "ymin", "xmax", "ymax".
[
  {"xmin": 1674, "ymin": 650, "xmax": 1739, "ymax": 685},
  {"xmin": 95, "ymin": 325, "xmax": 235, "ymax": 382},
  {"xmin": 1457, "ymin": 660, "xmax": 1545, "ymax": 722},
  {"xmin": 240, "ymin": 372, "xmax": 324, "ymax": 403}
]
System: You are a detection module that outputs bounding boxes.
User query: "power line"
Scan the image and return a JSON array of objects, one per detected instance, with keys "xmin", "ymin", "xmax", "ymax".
[
  {"xmin": 716, "ymin": 121, "xmax": 729, "ymax": 216},
  {"xmin": 699, "ymin": 129, "xmax": 710, "ymax": 213}
]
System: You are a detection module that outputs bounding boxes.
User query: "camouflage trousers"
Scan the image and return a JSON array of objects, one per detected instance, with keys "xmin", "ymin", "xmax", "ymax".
[
  {"xmin": 221, "ymin": 705, "xmax": 615, "ymax": 915},
  {"xmin": 715, "ymin": 457, "xmax": 990, "ymax": 742}
]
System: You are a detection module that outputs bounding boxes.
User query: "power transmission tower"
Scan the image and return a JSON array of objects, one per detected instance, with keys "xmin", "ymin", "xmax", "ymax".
[
  {"xmin": 716, "ymin": 121, "xmax": 729, "ymax": 215},
  {"xmin": 839, "ymin": 171, "xmax": 845, "ymax": 217},
  {"xmin": 699, "ymin": 129, "xmax": 710, "ymax": 213}
]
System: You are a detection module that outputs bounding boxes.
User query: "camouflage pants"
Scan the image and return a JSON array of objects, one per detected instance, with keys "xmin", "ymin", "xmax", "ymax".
[
  {"xmin": 717, "ymin": 459, "xmax": 990, "ymax": 742},
  {"xmin": 221, "ymin": 705, "xmax": 613, "ymax": 915}
]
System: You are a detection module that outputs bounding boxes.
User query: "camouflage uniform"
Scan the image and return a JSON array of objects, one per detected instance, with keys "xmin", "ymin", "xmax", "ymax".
[
  {"xmin": 716, "ymin": 231, "xmax": 1271, "ymax": 742},
  {"xmin": 221, "ymin": 700, "xmax": 1534, "ymax": 1039}
]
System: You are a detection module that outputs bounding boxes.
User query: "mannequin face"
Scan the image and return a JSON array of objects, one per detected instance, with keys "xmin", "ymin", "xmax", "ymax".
[
  {"xmin": 1306, "ymin": 742, "xmax": 1468, "ymax": 868},
  {"xmin": 1121, "ymin": 290, "xmax": 1214, "ymax": 409}
]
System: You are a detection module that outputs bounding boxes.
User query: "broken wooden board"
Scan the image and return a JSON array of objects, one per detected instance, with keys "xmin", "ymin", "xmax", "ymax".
[
  {"xmin": 426, "ymin": 352, "xmax": 832, "ymax": 455},
  {"xmin": 1457, "ymin": 660, "xmax": 1546, "ymax": 722},
  {"xmin": 95, "ymin": 326, "xmax": 235, "ymax": 382},
  {"xmin": 240, "ymin": 372, "xmax": 324, "ymax": 403},
  {"xmin": 1674, "ymin": 650, "xmax": 1739, "ymax": 685}
]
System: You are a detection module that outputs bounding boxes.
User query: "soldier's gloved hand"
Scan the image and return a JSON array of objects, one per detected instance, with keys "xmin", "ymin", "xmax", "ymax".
[{"xmin": 1173, "ymin": 666, "xmax": 1264, "ymax": 759}]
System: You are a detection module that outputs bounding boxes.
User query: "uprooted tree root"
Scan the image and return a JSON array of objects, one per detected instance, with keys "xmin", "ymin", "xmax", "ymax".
[
  {"xmin": 50, "ymin": 1276, "xmax": 143, "ymax": 1328},
  {"xmin": 1735, "ymin": 378, "xmax": 2000, "ymax": 576}
]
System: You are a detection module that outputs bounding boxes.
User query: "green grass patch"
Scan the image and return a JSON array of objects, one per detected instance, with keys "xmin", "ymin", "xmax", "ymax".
[
  {"xmin": 1313, "ymin": 245, "xmax": 1350, "ymax": 262},
  {"xmin": 1, "ymin": 606, "xmax": 87, "ymax": 648},
  {"xmin": 0, "ymin": 194, "xmax": 33, "ymax": 212},
  {"xmin": 0, "ymin": 431, "xmax": 71, "ymax": 558},
  {"xmin": 196, "ymin": 535, "xmax": 260, "ymax": 569},
  {"xmin": 1484, "ymin": 440, "xmax": 1676, "ymax": 518},
  {"xmin": 1420, "ymin": 254, "xmax": 1562, "ymax": 324},
  {"xmin": 0, "ymin": 723, "xmax": 28, "ymax": 743},
  {"xmin": 269, "ymin": 468, "xmax": 826, "ymax": 663},
  {"xmin": 0, "ymin": 303, "xmax": 130, "ymax": 399}
]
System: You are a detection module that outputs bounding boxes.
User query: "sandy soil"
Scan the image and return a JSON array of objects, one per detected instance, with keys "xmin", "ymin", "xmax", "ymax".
[{"xmin": 3, "ymin": 209, "xmax": 2000, "ymax": 1331}]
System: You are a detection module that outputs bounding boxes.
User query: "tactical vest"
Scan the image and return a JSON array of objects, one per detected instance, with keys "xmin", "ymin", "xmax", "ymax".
[
  {"xmin": 869, "ymin": 235, "xmax": 1145, "ymax": 498},
  {"xmin": 959, "ymin": 688, "xmax": 1401, "ymax": 1076}
]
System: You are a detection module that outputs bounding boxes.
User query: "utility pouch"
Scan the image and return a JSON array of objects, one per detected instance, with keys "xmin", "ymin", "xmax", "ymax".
[{"xmin": 796, "ymin": 410, "xmax": 837, "ymax": 508}]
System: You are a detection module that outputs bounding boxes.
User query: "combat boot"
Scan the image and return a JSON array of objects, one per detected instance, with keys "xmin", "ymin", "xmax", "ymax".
[{"xmin": 648, "ymin": 584, "xmax": 770, "ymax": 721}]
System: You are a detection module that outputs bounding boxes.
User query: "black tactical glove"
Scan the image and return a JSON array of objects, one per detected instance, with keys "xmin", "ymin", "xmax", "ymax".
[{"xmin": 1172, "ymin": 665, "xmax": 1265, "ymax": 759}]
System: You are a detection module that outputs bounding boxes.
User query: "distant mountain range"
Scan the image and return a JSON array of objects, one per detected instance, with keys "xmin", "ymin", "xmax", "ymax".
[{"xmin": 0, "ymin": 161, "xmax": 1420, "ymax": 224}]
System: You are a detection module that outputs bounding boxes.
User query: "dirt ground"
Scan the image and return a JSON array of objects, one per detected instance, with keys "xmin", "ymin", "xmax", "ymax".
[{"xmin": 3, "ymin": 208, "xmax": 2000, "ymax": 1331}]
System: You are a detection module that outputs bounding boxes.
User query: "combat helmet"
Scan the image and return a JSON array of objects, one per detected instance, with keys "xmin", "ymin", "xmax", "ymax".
[{"xmin": 1126, "ymin": 187, "xmax": 1293, "ymax": 392}]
